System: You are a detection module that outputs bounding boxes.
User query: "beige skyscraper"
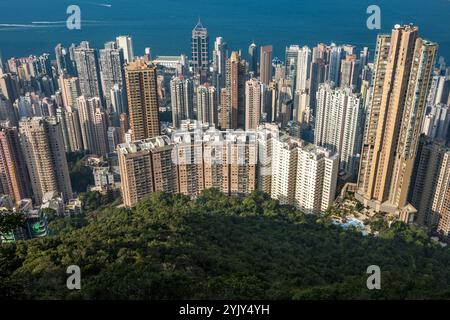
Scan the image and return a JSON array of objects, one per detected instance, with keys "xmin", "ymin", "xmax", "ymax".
[
  {"xmin": 295, "ymin": 144, "xmax": 339, "ymax": 214},
  {"xmin": 0, "ymin": 125, "xmax": 31, "ymax": 203},
  {"xmin": 125, "ymin": 59, "xmax": 160, "ymax": 141},
  {"xmin": 118, "ymin": 136, "xmax": 177, "ymax": 207},
  {"xmin": 437, "ymin": 188, "xmax": 450, "ymax": 240},
  {"xmin": 19, "ymin": 117, "xmax": 73, "ymax": 204},
  {"xmin": 116, "ymin": 35, "xmax": 134, "ymax": 63},
  {"xmin": 224, "ymin": 52, "xmax": 246, "ymax": 129},
  {"xmin": 433, "ymin": 152, "xmax": 450, "ymax": 239},
  {"xmin": 197, "ymin": 83, "xmax": 217, "ymax": 126},
  {"xmin": 259, "ymin": 45, "xmax": 273, "ymax": 85},
  {"xmin": 173, "ymin": 130, "xmax": 205, "ymax": 197},
  {"xmin": 245, "ymin": 78, "xmax": 263, "ymax": 130},
  {"xmin": 170, "ymin": 76, "xmax": 194, "ymax": 128},
  {"xmin": 256, "ymin": 123, "xmax": 279, "ymax": 195},
  {"xmin": 59, "ymin": 75, "xmax": 81, "ymax": 109},
  {"xmin": 315, "ymin": 82, "xmax": 364, "ymax": 176},
  {"xmin": 203, "ymin": 128, "xmax": 227, "ymax": 192},
  {"xmin": 356, "ymin": 24, "xmax": 437, "ymax": 222},
  {"xmin": 59, "ymin": 105, "xmax": 84, "ymax": 152},
  {"xmin": 226, "ymin": 131, "xmax": 257, "ymax": 196},
  {"xmin": 271, "ymin": 135, "xmax": 301, "ymax": 205},
  {"xmin": 77, "ymin": 96, "xmax": 108, "ymax": 156}
]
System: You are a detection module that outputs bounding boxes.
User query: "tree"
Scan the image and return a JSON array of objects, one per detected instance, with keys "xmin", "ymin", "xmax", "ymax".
[{"xmin": 0, "ymin": 211, "xmax": 26, "ymax": 234}]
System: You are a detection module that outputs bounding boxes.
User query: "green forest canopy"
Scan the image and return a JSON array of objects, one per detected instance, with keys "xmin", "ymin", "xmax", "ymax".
[{"xmin": 1, "ymin": 189, "xmax": 450, "ymax": 299}]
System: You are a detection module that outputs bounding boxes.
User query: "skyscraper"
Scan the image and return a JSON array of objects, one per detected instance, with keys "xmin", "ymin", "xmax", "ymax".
[
  {"xmin": 328, "ymin": 44, "xmax": 343, "ymax": 87},
  {"xmin": 99, "ymin": 41, "xmax": 126, "ymax": 112},
  {"xmin": 58, "ymin": 105, "xmax": 83, "ymax": 153},
  {"xmin": 116, "ymin": 36, "xmax": 134, "ymax": 63},
  {"xmin": 285, "ymin": 45, "xmax": 300, "ymax": 88},
  {"xmin": 259, "ymin": 45, "xmax": 273, "ymax": 85},
  {"xmin": 433, "ymin": 151, "xmax": 450, "ymax": 238},
  {"xmin": 295, "ymin": 144, "xmax": 339, "ymax": 214},
  {"xmin": 356, "ymin": 24, "xmax": 437, "ymax": 222},
  {"xmin": 0, "ymin": 125, "xmax": 31, "ymax": 203},
  {"xmin": 248, "ymin": 42, "xmax": 258, "ymax": 75},
  {"xmin": 315, "ymin": 82, "xmax": 365, "ymax": 176},
  {"xmin": 125, "ymin": 59, "xmax": 161, "ymax": 140},
  {"xmin": 245, "ymin": 78, "xmax": 263, "ymax": 130},
  {"xmin": 271, "ymin": 135, "xmax": 300, "ymax": 205},
  {"xmin": 55, "ymin": 44, "xmax": 76, "ymax": 76},
  {"xmin": 197, "ymin": 83, "xmax": 217, "ymax": 126},
  {"xmin": 295, "ymin": 46, "xmax": 312, "ymax": 92},
  {"xmin": 172, "ymin": 130, "xmax": 205, "ymax": 197},
  {"xmin": 73, "ymin": 41, "xmax": 103, "ymax": 100},
  {"xmin": 77, "ymin": 96, "xmax": 109, "ymax": 156},
  {"xmin": 212, "ymin": 37, "xmax": 228, "ymax": 95},
  {"xmin": 409, "ymin": 136, "xmax": 448, "ymax": 228},
  {"xmin": 19, "ymin": 117, "xmax": 73, "ymax": 204},
  {"xmin": 170, "ymin": 76, "xmax": 194, "ymax": 128},
  {"xmin": 308, "ymin": 58, "xmax": 326, "ymax": 111},
  {"xmin": 223, "ymin": 52, "xmax": 246, "ymax": 129},
  {"xmin": 191, "ymin": 20, "xmax": 209, "ymax": 79},
  {"xmin": 118, "ymin": 136, "xmax": 178, "ymax": 207},
  {"xmin": 339, "ymin": 54, "xmax": 361, "ymax": 91},
  {"xmin": 0, "ymin": 94, "xmax": 17, "ymax": 127},
  {"xmin": 58, "ymin": 75, "xmax": 81, "ymax": 109}
]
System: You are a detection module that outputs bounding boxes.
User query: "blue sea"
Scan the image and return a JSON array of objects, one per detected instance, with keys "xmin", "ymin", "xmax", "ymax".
[{"xmin": 0, "ymin": 0, "xmax": 449, "ymax": 61}]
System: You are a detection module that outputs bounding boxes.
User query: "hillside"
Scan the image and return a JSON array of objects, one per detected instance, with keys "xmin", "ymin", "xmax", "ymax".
[{"xmin": 1, "ymin": 189, "xmax": 450, "ymax": 299}]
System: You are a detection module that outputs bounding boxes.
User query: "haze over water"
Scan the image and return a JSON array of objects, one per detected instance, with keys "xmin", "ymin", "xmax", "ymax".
[{"xmin": 0, "ymin": 0, "xmax": 449, "ymax": 62}]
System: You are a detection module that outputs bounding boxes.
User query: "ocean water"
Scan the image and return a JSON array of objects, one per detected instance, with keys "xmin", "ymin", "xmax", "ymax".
[{"xmin": 0, "ymin": 0, "xmax": 449, "ymax": 61}]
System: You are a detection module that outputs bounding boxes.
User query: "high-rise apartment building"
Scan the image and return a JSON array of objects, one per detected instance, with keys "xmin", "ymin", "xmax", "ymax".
[
  {"xmin": 328, "ymin": 44, "xmax": 343, "ymax": 87},
  {"xmin": 58, "ymin": 105, "xmax": 83, "ymax": 153},
  {"xmin": 308, "ymin": 58, "xmax": 326, "ymax": 110},
  {"xmin": 223, "ymin": 52, "xmax": 246, "ymax": 129},
  {"xmin": 259, "ymin": 45, "xmax": 273, "ymax": 85},
  {"xmin": 271, "ymin": 135, "xmax": 300, "ymax": 205},
  {"xmin": 433, "ymin": 151, "xmax": 450, "ymax": 238},
  {"xmin": 118, "ymin": 136, "xmax": 177, "ymax": 207},
  {"xmin": 0, "ymin": 125, "xmax": 31, "ymax": 203},
  {"xmin": 172, "ymin": 130, "xmax": 205, "ymax": 197},
  {"xmin": 356, "ymin": 24, "xmax": 437, "ymax": 223},
  {"xmin": 340, "ymin": 54, "xmax": 361, "ymax": 91},
  {"xmin": 58, "ymin": 75, "xmax": 81, "ymax": 109},
  {"xmin": 285, "ymin": 45, "xmax": 300, "ymax": 88},
  {"xmin": 256, "ymin": 123, "xmax": 279, "ymax": 194},
  {"xmin": 197, "ymin": 83, "xmax": 217, "ymax": 126},
  {"xmin": 409, "ymin": 136, "xmax": 448, "ymax": 228},
  {"xmin": 55, "ymin": 43, "xmax": 76, "ymax": 76},
  {"xmin": 315, "ymin": 82, "xmax": 365, "ymax": 176},
  {"xmin": 125, "ymin": 59, "xmax": 161, "ymax": 140},
  {"xmin": 170, "ymin": 76, "xmax": 194, "ymax": 128},
  {"xmin": 212, "ymin": 37, "xmax": 228, "ymax": 95},
  {"xmin": 245, "ymin": 78, "xmax": 263, "ymax": 130},
  {"xmin": 77, "ymin": 96, "xmax": 108, "ymax": 156},
  {"xmin": 73, "ymin": 41, "xmax": 103, "ymax": 99},
  {"xmin": 19, "ymin": 117, "xmax": 73, "ymax": 204},
  {"xmin": 295, "ymin": 144, "xmax": 339, "ymax": 214},
  {"xmin": 99, "ymin": 41, "xmax": 126, "ymax": 111},
  {"xmin": 295, "ymin": 46, "xmax": 312, "ymax": 92},
  {"xmin": 116, "ymin": 36, "xmax": 134, "ymax": 63}
]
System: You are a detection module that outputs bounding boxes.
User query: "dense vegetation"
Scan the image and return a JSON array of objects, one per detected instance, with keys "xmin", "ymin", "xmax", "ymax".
[
  {"xmin": 66, "ymin": 152, "xmax": 94, "ymax": 193},
  {"xmin": 1, "ymin": 189, "xmax": 450, "ymax": 300}
]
